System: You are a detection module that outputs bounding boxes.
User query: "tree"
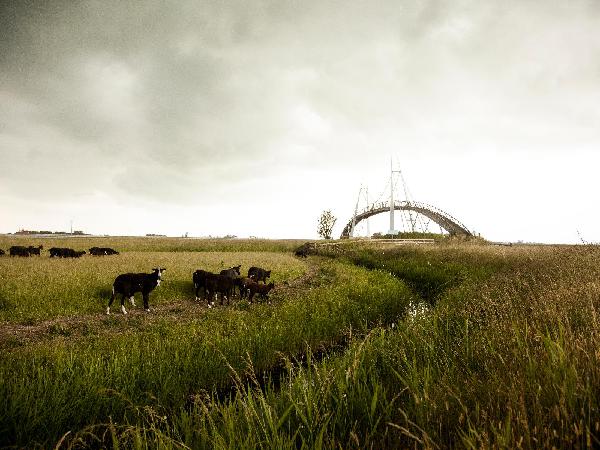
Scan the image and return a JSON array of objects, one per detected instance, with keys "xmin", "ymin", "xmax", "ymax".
[{"xmin": 317, "ymin": 210, "xmax": 337, "ymax": 240}]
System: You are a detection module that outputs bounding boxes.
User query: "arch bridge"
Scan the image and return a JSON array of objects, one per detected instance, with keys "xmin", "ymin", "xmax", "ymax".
[{"xmin": 340, "ymin": 200, "xmax": 472, "ymax": 239}]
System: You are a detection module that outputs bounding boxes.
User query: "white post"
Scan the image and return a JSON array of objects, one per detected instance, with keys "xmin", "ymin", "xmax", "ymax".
[{"xmin": 366, "ymin": 187, "xmax": 370, "ymax": 237}]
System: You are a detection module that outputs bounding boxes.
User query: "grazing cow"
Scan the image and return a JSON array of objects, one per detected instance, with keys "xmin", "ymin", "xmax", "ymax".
[
  {"xmin": 49, "ymin": 247, "xmax": 85, "ymax": 258},
  {"xmin": 9, "ymin": 246, "xmax": 30, "ymax": 257},
  {"xmin": 89, "ymin": 247, "xmax": 119, "ymax": 256},
  {"xmin": 294, "ymin": 242, "xmax": 314, "ymax": 258},
  {"xmin": 246, "ymin": 281, "xmax": 275, "ymax": 303},
  {"xmin": 248, "ymin": 266, "xmax": 271, "ymax": 284},
  {"xmin": 27, "ymin": 245, "xmax": 43, "ymax": 256},
  {"xmin": 107, "ymin": 267, "xmax": 166, "ymax": 315},
  {"xmin": 205, "ymin": 273, "xmax": 234, "ymax": 307}
]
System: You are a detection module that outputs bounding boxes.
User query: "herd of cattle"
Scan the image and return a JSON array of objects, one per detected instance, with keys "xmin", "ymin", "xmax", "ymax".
[
  {"xmin": 0, "ymin": 243, "xmax": 306, "ymax": 316},
  {"xmin": 0, "ymin": 245, "xmax": 119, "ymax": 257},
  {"xmin": 107, "ymin": 264, "xmax": 275, "ymax": 315}
]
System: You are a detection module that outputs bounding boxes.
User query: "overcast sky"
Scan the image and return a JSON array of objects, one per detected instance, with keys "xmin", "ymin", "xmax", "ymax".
[{"xmin": 1, "ymin": 0, "xmax": 599, "ymax": 242}]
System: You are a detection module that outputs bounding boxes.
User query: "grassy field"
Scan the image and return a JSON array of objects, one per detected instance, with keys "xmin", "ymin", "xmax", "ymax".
[{"xmin": 1, "ymin": 237, "xmax": 600, "ymax": 448}]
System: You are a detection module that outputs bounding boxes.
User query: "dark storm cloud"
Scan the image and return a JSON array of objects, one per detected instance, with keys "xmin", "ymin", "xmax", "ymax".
[{"xmin": 2, "ymin": 0, "xmax": 600, "ymax": 212}]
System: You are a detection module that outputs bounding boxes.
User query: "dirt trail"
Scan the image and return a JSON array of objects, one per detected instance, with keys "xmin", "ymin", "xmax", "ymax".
[{"xmin": 0, "ymin": 260, "xmax": 320, "ymax": 349}]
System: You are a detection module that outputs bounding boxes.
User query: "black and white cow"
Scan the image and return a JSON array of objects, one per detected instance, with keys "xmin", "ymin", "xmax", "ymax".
[
  {"xmin": 106, "ymin": 268, "xmax": 166, "ymax": 315},
  {"xmin": 89, "ymin": 247, "xmax": 119, "ymax": 256}
]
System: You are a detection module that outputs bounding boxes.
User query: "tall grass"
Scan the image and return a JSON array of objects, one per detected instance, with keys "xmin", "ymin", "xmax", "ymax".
[
  {"xmin": 4, "ymin": 242, "xmax": 600, "ymax": 448},
  {"xmin": 0, "ymin": 259, "xmax": 413, "ymax": 448},
  {"xmin": 112, "ymin": 244, "xmax": 600, "ymax": 449}
]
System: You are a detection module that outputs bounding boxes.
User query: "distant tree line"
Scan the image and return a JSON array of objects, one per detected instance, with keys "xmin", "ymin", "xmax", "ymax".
[{"xmin": 14, "ymin": 229, "xmax": 87, "ymax": 235}]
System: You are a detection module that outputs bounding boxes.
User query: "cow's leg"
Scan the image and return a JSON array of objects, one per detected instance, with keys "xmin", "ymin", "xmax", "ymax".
[
  {"xmin": 107, "ymin": 287, "xmax": 116, "ymax": 315},
  {"xmin": 120, "ymin": 292, "xmax": 128, "ymax": 315},
  {"xmin": 143, "ymin": 292, "xmax": 150, "ymax": 312},
  {"xmin": 129, "ymin": 295, "xmax": 136, "ymax": 306}
]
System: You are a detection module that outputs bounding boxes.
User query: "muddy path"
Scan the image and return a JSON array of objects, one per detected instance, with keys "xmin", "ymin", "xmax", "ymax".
[{"xmin": 0, "ymin": 259, "xmax": 320, "ymax": 350}]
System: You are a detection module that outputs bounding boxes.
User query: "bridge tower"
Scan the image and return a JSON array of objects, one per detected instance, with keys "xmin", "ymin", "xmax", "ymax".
[{"xmin": 389, "ymin": 158, "xmax": 402, "ymax": 235}]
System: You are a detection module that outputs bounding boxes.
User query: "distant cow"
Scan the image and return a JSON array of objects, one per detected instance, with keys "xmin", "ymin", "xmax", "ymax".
[
  {"xmin": 89, "ymin": 247, "xmax": 119, "ymax": 256},
  {"xmin": 9, "ymin": 246, "xmax": 30, "ymax": 257},
  {"xmin": 0, "ymin": 249, "xmax": 5, "ymax": 256},
  {"xmin": 246, "ymin": 280, "xmax": 275, "ymax": 303},
  {"xmin": 27, "ymin": 245, "xmax": 43, "ymax": 256},
  {"xmin": 107, "ymin": 267, "xmax": 166, "ymax": 315},
  {"xmin": 294, "ymin": 242, "xmax": 314, "ymax": 258},
  {"xmin": 248, "ymin": 266, "xmax": 271, "ymax": 284},
  {"xmin": 49, "ymin": 247, "xmax": 86, "ymax": 258}
]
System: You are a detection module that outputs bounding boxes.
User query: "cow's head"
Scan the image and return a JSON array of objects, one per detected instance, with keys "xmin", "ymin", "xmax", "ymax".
[
  {"xmin": 153, "ymin": 267, "xmax": 166, "ymax": 286},
  {"xmin": 153, "ymin": 267, "xmax": 166, "ymax": 277}
]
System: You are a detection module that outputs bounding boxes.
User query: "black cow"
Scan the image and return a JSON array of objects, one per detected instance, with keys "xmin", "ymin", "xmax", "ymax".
[
  {"xmin": 89, "ymin": 247, "xmax": 119, "ymax": 256},
  {"xmin": 193, "ymin": 269, "xmax": 212, "ymax": 301},
  {"xmin": 246, "ymin": 280, "xmax": 275, "ymax": 303},
  {"xmin": 220, "ymin": 265, "xmax": 241, "ymax": 278},
  {"xmin": 107, "ymin": 267, "xmax": 166, "ymax": 314},
  {"xmin": 9, "ymin": 246, "xmax": 30, "ymax": 257},
  {"xmin": 294, "ymin": 242, "xmax": 314, "ymax": 258},
  {"xmin": 49, "ymin": 247, "xmax": 85, "ymax": 258},
  {"xmin": 0, "ymin": 249, "xmax": 5, "ymax": 256},
  {"xmin": 27, "ymin": 245, "xmax": 43, "ymax": 256},
  {"xmin": 238, "ymin": 277, "xmax": 255, "ymax": 299},
  {"xmin": 205, "ymin": 273, "xmax": 234, "ymax": 307},
  {"xmin": 248, "ymin": 266, "xmax": 271, "ymax": 284}
]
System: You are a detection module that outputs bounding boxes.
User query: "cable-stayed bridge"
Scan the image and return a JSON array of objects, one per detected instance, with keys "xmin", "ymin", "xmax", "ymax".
[
  {"xmin": 340, "ymin": 200, "xmax": 472, "ymax": 239},
  {"xmin": 340, "ymin": 161, "xmax": 473, "ymax": 239}
]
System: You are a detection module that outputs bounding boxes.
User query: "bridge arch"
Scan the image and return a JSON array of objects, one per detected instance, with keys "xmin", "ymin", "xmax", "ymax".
[{"xmin": 340, "ymin": 201, "xmax": 472, "ymax": 239}]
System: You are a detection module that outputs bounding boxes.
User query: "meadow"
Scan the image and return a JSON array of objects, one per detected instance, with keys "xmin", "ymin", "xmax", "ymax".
[{"xmin": 1, "ymin": 237, "xmax": 600, "ymax": 448}]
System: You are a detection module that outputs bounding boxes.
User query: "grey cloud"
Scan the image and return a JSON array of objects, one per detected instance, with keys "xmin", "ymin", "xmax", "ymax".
[{"xmin": 2, "ymin": 0, "xmax": 600, "ymax": 238}]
